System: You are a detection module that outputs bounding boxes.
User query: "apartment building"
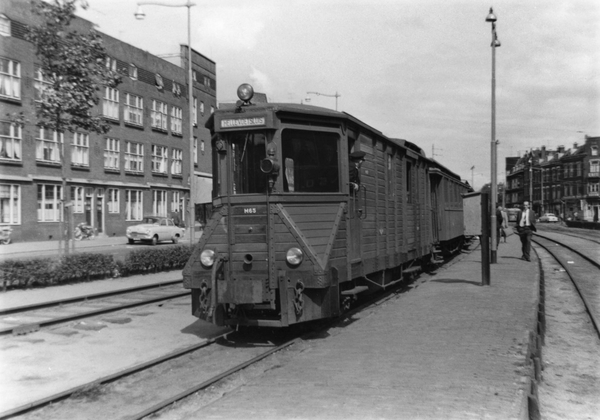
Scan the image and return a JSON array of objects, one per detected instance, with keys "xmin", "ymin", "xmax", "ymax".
[
  {"xmin": 0, "ymin": 0, "xmax": 216, "ymax": 242},
  {"xmin": 505, "ymin": 136, "xmax": 600, "ymax": 222}
]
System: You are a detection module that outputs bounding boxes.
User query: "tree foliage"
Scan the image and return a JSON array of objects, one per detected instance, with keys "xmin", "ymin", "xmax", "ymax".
[{"xmin": 25, "ymin": 0, "xmax": 121, "ymax": 134}]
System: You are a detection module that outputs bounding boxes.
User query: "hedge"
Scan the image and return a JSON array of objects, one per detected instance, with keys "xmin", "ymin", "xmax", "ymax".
[{"xmin": 0, "ymin": 244, "xmax": 193, "ymax": 290}]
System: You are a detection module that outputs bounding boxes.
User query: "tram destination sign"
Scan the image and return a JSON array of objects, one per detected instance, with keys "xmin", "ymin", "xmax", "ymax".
[{"xmin": 220, "ymin": 117, "xmax": 266, "ymax": 129}]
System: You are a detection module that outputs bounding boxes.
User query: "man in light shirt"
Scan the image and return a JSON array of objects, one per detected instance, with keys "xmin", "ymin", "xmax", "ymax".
[{"xmin": 515, "ymin": 201, "xmax": 537, "ymax": 262}]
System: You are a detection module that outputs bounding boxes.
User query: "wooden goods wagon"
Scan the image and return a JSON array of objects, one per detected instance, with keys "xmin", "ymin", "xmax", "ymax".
[{"xmin": 183, "ymin": 84, "xmax": 467, "ymax": 327}]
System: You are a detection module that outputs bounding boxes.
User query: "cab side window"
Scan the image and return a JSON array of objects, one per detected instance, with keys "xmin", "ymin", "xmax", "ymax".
[{"xmin": 282, "ymin": 129, "xmax": 340, "ymax": 193}]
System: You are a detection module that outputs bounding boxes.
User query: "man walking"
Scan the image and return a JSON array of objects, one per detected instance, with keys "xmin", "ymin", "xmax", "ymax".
[{"xmin": 515, "ymin": 201, "xmax": 536, "ymax": 261}]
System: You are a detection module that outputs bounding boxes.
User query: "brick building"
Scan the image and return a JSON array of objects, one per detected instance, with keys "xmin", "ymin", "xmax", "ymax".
[
  {"xmin": 505, "ymin": 136, "xmax": 600, "ymax": 222},
  {"xmin": 0, "ymin": 0, "xmax": 216, "ymax": 242}
]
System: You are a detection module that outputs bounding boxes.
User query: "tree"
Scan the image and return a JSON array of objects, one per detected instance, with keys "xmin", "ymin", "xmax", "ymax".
[
  {"xmin": 25, "ymin": 0, "xmax": 121, "ymax": 252},
  {"xmin": 26, "ymin": 0, "xmax": 120, "ymax": 134}
]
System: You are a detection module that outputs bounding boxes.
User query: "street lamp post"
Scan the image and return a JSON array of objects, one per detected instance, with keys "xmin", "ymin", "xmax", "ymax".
[
  {"xmin": 135, "ymin": 1, "xmax": 197, "ymax": 245},
  {"xmin": 486, "ymin": 7, "xmax": 501, "ymax": 264},
  {"xmin": 306, "ymin": 91, "xmax": 341, "ymax": 111}
]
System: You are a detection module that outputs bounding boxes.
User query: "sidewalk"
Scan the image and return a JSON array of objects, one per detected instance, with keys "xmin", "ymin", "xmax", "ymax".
[{"xmin": 182, "ymin": 231, "xmax": 541, "ymax": 420}]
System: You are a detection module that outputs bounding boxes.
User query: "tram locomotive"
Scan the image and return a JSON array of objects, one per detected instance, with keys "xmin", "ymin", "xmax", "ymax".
[{"xmin": 183, "ymin": 84, "xmax": 469, "ymax": 327}]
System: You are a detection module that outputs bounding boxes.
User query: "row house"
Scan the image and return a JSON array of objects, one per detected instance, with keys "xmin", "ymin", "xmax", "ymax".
[
  {"xmin": 505, "ymin": 136, "xmax": 600, "ymax": 222},
  {"xmin": 0, "ymin": 0, "xmax": 217, "ymax": 242}
]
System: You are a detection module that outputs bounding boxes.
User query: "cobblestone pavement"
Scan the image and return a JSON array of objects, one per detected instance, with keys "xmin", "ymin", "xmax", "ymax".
[{"xmin": 185, "ymin": 233, "xmax": 539, "ymax": 420}]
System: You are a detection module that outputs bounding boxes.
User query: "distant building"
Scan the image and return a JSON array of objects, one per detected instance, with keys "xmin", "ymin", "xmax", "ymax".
[
  {"xmin": 0, "ymin": 0, "xmax": 216, "ymax": 241},
  {"xmin": 505, "ymin": 136, "xmax": 600, "ymax": 222}
]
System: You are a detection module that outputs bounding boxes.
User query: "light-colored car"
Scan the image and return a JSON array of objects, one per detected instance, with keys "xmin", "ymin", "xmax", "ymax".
[
  {"xmin": 126, "ymin": 216, "xmax": 185, "ymax": 245},
  {"xmin": 538, "ymin": 213, "xmax": 559, "ymax": 223}
]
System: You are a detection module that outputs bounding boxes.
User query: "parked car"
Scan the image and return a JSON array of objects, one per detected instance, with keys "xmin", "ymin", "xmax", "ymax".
[
  {"xmin": 126, "ymin": 216, "xmax": 185, "ymax": 245},
  {"xmin": 538, "ymin": 213, "xmax": 559, "ymax": 223}
]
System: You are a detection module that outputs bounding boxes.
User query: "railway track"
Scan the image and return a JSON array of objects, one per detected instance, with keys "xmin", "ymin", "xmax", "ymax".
[
  {"xmin": 532, "ymin": 233, "xmax": 600, "ymax": 338},
  {"xmin": 536, "ymin": 225, "xmax": 600, "ymax": 245},
  {"xmin": 0, "ymin": 280, "xmax": 188, "ymax": 336},
  {"xmin": 1, "ymin": 244, "xmax": 473, "ymax": 420},
  {"xmin": 1, "ymin": 247, "xmax": 451, "ymax": 420}
]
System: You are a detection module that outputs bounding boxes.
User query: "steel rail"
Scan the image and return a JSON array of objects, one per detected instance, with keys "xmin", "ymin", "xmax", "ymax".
[
  {"xmin": 0, "ymin": 284, "xmax": 189, "ymax": 336},
  {"xmin": 124, "ymin": 248, "xmax": 458, "ymax": 420},
  {"xmin": 125, "ymin": 337, "xmax": 302, "ymax": 420},
  {"xmin": 0, "ymin": 279, "xmax": 184, "ymax": 315},
  {"xmin": 532, "ymin": 236, "xmax": 600, "ymax": 340},
  {"xmin": 0, "ymin": 333, "xmax": 229, "ymax": 420},
  {"xmin": 0, "ymin": 247, "xmax": 467, "ymax": 419},
  {"xmin": 534, "ymin": 232, "xmax": 600, "ymax": 267},
  {"xmin": 535, "ymin": 227, "xmax": 600, "ymax": 246}
]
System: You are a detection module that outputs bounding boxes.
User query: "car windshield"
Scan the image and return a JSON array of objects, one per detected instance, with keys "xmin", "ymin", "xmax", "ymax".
[{"xmin": 142, "ymin": 217, "xmax": 160, "ymax": 224}]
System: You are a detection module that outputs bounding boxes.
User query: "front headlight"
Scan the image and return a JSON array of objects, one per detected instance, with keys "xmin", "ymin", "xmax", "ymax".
[
  {"xmin": 286, "ymin": 247, "xmax": 303, "ymax": 266},
  {"xmin": 201, "ymin": 249, "xmax": 216, "ymax": 267}
]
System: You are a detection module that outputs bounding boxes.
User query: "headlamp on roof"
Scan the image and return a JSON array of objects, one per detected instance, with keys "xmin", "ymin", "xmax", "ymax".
[{"xmin": 237, "ymin": 83, "xmax": 254, "ymax": 103}]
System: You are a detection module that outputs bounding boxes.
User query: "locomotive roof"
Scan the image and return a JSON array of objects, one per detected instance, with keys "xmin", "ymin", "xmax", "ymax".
[
  {"xmin": 211, "ymin": 101, "xmax": 423, "ymax": 154},
  {"xmin": 210, "ymin": 100, "xmax": 463, "ymax": 183}
]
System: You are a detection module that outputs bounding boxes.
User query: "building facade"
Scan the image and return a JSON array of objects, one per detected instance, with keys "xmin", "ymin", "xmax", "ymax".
[
  {"xmin": 0, "ymin": 0, "xmax": 216, "ymax": 242},
  {"xmin": 505, "ymin": 136, "xmax": 600, "ymax": 222}
]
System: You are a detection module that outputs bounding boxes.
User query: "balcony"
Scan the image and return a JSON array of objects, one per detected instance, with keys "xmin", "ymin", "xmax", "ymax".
[{"xmin": 588, "ymin": 171, "xmax": 600, "ymax": 179}]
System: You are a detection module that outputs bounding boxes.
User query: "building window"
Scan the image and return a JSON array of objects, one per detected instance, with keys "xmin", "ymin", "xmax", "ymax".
[
  {"xmin": 37, "ymin": 184, "xmax": 62, "ymax": 222},
  {"xmin": 193, "ymin": 97, "xmax": 198, "ymax": 126},
  {"xmin": 171, "ymin": 106, "xmax": 182, "ymax": 135},
  {"xmin": 592, "ymin": 146, "xmax": 598, "ymax": 156},
  {"xmin": 36, "ymin": 128, "xmax": 62, "ymax": 163},
  {"xmin": 107, "ymin": 188, "xmax": 119, "ymax": 213},
  {"xmin": 129, "ymin": 63, "xmax": 137, "ymax": 80},
  {"xmin": 171, "ymin": 148, "xmax": 183, "ymax": 175},
  {"xmin": 152, "ymin": 190, "xmax": 168, "ymax": 216},
  {"xmin": 0, "ymin": 120, "xmax": 21, "ymax": 161},
  {"xmin": 104, "ymin": 137, "xmax": 120, "ymax": 170},
  {"xmin": 171, "ymin": 191, "xmax": 181, "ymax": 213},
  {"xmin": 200, "ymin": 101, "xmax": 205, "ymax": 115},
  {"xmin": 201, "ymin": 139, "xmax": 205, "ymax": 154},
  {"xmin": 151, "ymin": 100, "xmax": 168, "ymax": 130},
  {"xmin": 0, "ymin": 14, "xmax": 10, "ymax": 37},
  {"xmin": 172, "ymin": 82, "xmax": 181, "ymax": 97},
  {"xmin": 124, "ymin": 93, "xmax": 143, "ymax": 126},
  {"xmin": 210, "ymin": 105, "xmax": 215, "ymax": 114},
  {"xmin": 151, "ymin": 144, "xmax": 168, "ymax": 174},
  {"xmin": 125, "ymin": 141, "xmax": 144, "ymax": 173},
  {"xmin": 71, "ymin": 132, "xmax": 89, "ymax": 167},
  {"xmin": 155, "ymin": 74, "xmax": 164, "ymax": 91},
  {"xmin": 0, "ymin": 57, "xmax": 20, "ymax": 100},
  {"xmin": 194, "ymin": 137, "xmax": 198, "ymax": 165},
  {"xmin": 0, "ymin": 184, "xmax": 20, "ymax": 225},
  {"xmin": 103, "ymin": 87, "xmax": 119, "ymax": 120},
  {"xmin": 34, "ymin": 65, "xmax": 50, "ymax": 101},
  {"xmin": 71, "ymin": 186, "xmax": 84, "ymax": 213},
  {"xmin": 106, "ymin": 56, "xmax": 116, "ymax": 72},
  {"xmin": 590, "ymin": 160, "xmax": 600, "ymax": 175},
  {"xmin": 588, "ymin": 183, "xmax": 599, "ymax": 193},
  {"xmin": 125, "ymin": 189, "xmax": 143, "ymax": 221}
]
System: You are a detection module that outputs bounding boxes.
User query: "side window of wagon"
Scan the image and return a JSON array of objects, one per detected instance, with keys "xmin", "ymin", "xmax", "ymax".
[{"xmin": 282, "ymin": 129, "xmax": 340, "ymax": 193}]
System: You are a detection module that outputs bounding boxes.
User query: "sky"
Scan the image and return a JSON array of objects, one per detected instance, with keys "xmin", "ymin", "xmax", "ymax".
[{"xmin": 77, "ymin": 0, "xmax": 600, "ymax": 190}]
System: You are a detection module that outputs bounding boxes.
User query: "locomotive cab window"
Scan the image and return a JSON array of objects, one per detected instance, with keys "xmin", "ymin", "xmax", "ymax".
[
  {"xmin": 230, "ymin": 131, "xmax": 268, "ymax": 194},
  {"xmin": 282, "ymin": 129, "xmax": 340, "ymax": 193}
]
